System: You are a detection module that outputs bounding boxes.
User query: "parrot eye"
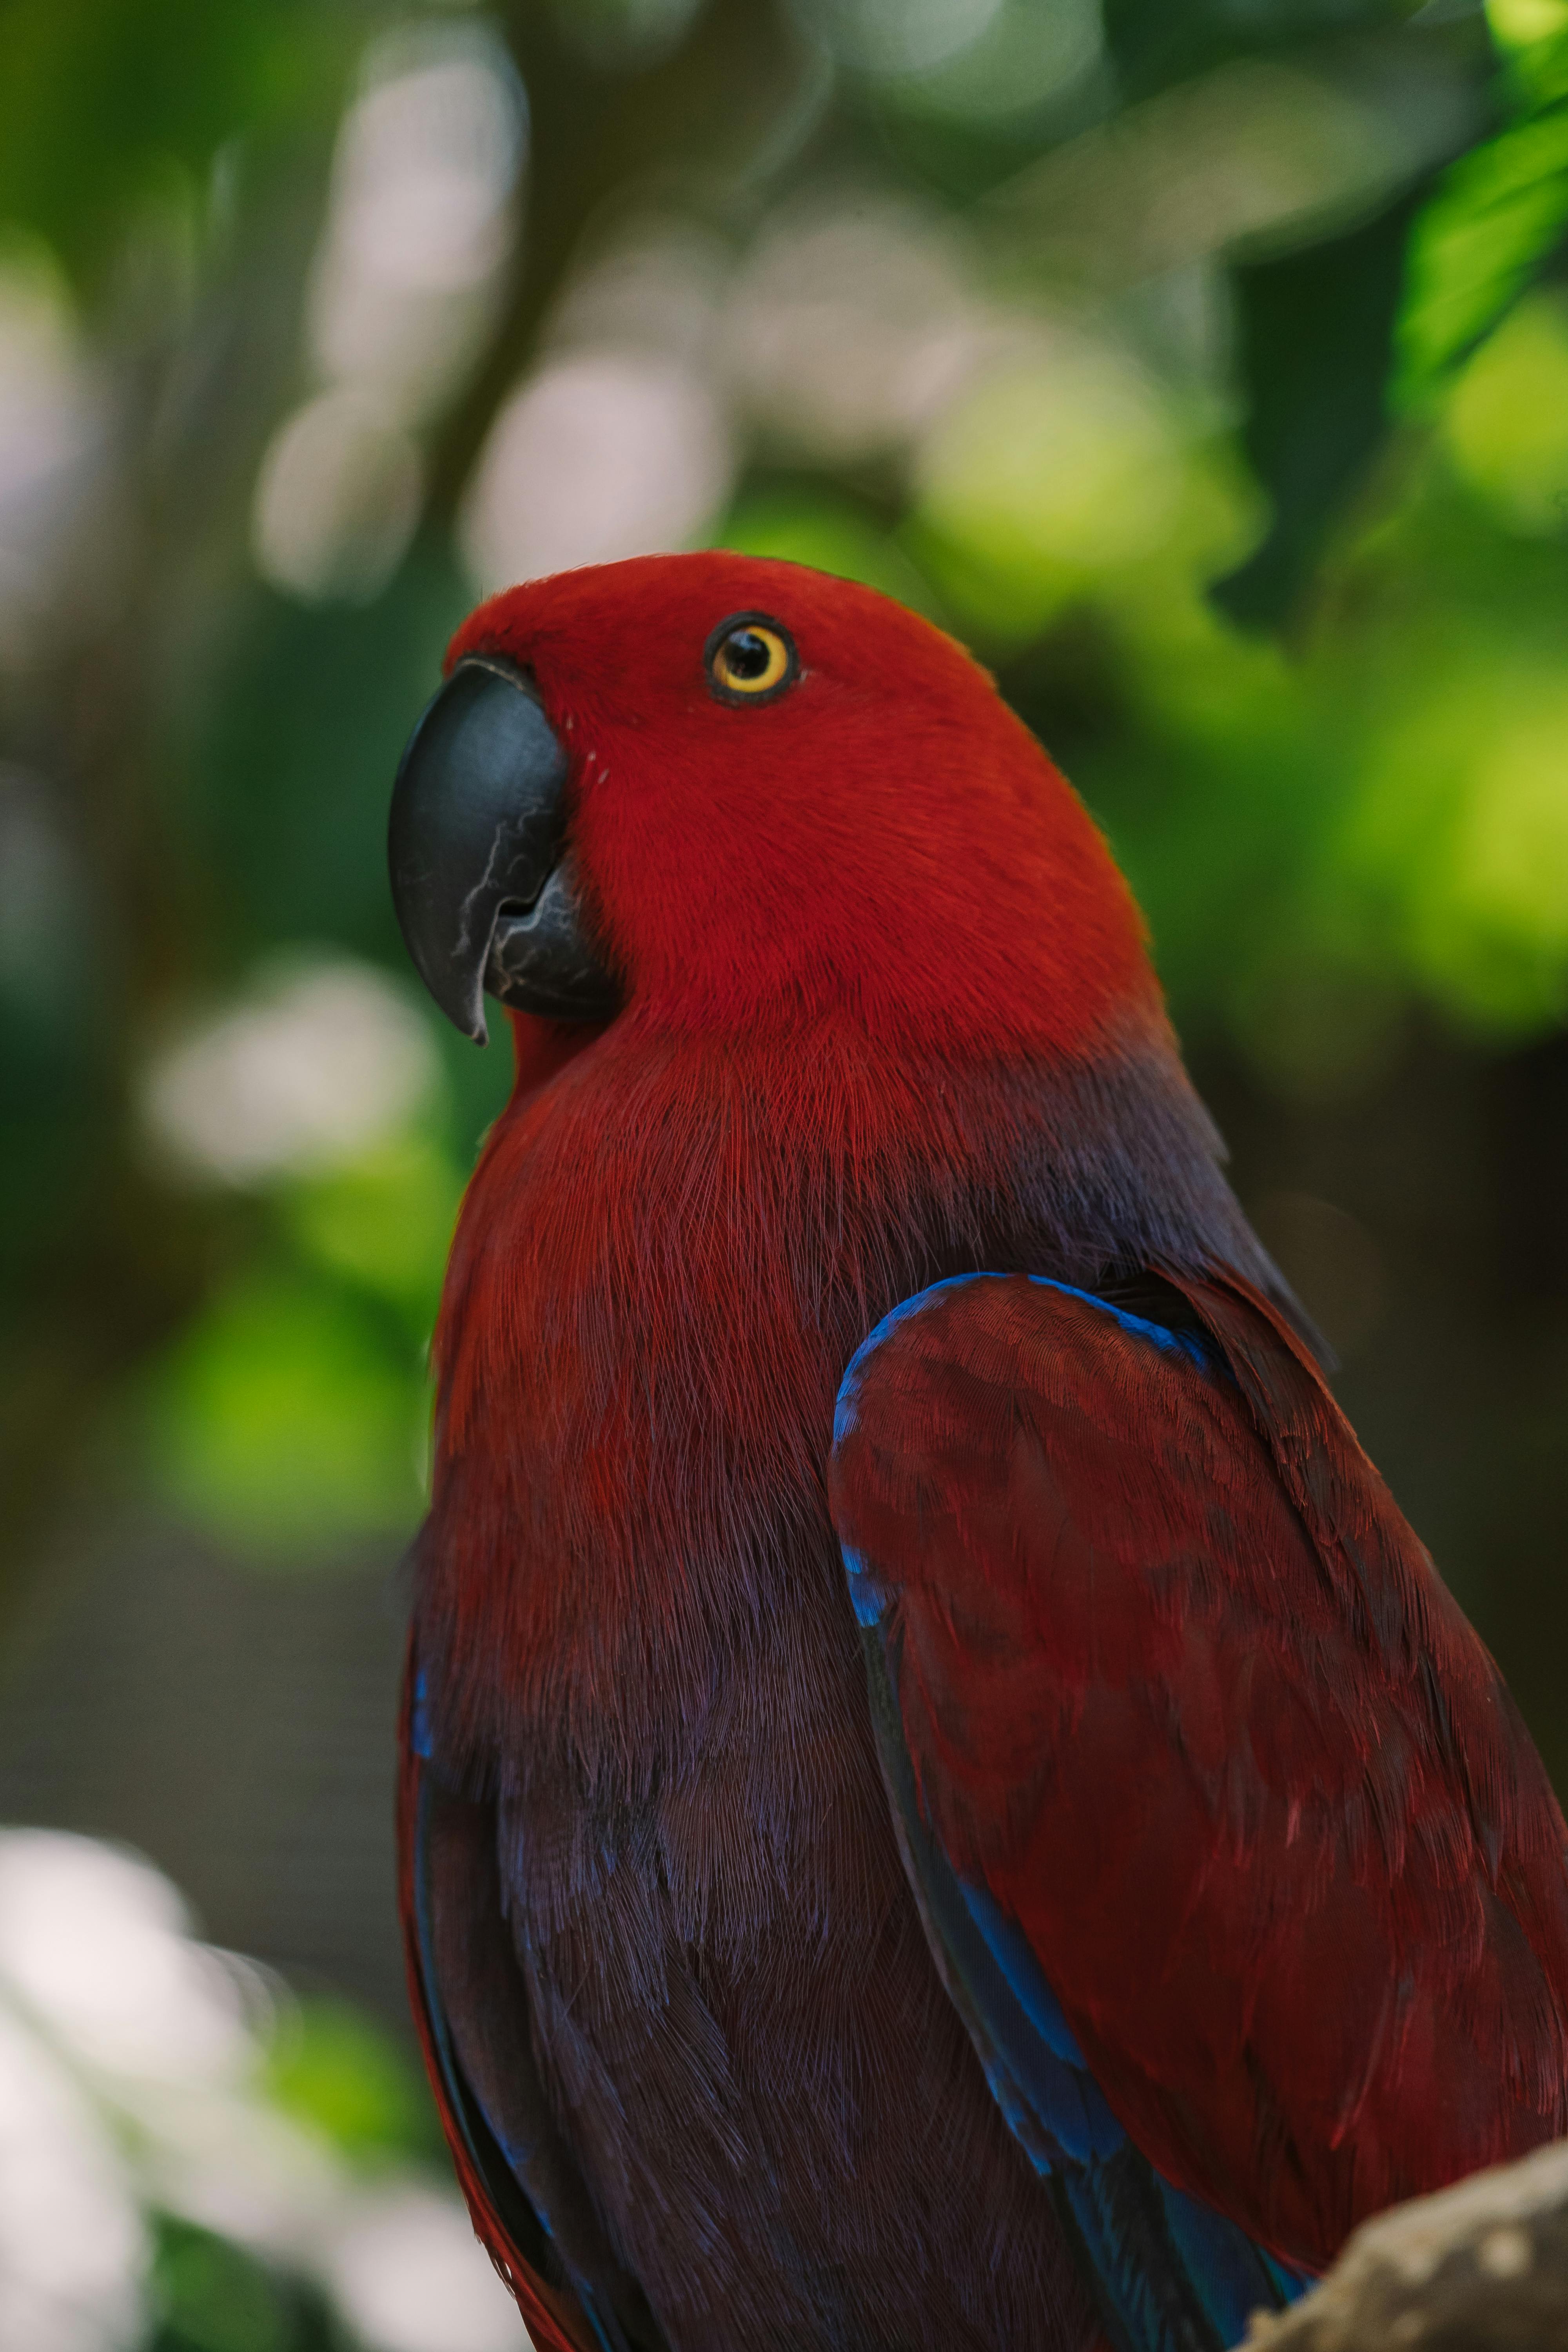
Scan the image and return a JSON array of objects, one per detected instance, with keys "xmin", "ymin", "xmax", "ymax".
[{"xmin": 705, "ymin": 613, "xmax": 798, "ymax": 706}]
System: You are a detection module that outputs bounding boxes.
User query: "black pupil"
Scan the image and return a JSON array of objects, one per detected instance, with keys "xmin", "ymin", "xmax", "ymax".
[{"xmin": 726, "ymin": 630, "xmax": 772, "ymax": 680}]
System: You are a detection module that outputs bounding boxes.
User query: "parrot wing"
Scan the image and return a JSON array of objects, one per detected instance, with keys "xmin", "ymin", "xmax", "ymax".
[
  {"xmin": 828, "ymin": 1268, "xmax": 1568, "ymax": 2352},
  {"xmin": 398, "ymin": 1656, "xmax": 664, "ymax": 2352}
]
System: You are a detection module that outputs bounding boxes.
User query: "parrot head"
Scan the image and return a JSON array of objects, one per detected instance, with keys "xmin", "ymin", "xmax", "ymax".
[{"xmin": 389, "ymin": 552, "xmax": 1156, "ymax": 1061}]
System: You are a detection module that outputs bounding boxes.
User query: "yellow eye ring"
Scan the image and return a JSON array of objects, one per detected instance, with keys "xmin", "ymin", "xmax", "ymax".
[{"xmin": 705, "ymin": 613, "xmax": 798, "ymax": 706}]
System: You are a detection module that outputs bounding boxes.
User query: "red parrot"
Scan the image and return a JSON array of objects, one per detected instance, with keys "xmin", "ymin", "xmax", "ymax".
[{"xmin": 386, "ymin": 553, "xmax": 1568, "ymax": 2352}]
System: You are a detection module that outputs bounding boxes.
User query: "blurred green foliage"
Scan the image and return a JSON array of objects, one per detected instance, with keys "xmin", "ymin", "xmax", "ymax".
[
  {"xmin": 0, "ymin": 0, "xmax": 1563, "ymax": 1624},
  {"xmin": 1399, "ymin": 9, "xmax": 1568, "ymax": 401},
  {"xmin": 143, "ymin": 1266, "xmax": 428, "ymax": 1557},
  {"xmin": 0, "ymin": 0, "xmax": 349, "ymax": 280},
  {"xmin": 0, "ymin": 0, "xmax": 1563, "ymax": 1633},
  {"xmin": 148, "ymin": 2218, "xmax": 339, "ymax": 2352},
  {"xmin": 2, "ymin": 4, "xmax": 1568, "ymax": 2335},
  {"xmin": 265, "ymin": 1996, "xmax": 448, "ymax": 2166}
]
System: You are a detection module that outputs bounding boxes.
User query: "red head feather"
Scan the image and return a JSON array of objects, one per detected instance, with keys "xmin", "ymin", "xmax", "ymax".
[{"xmin": 448, "ymin": 552, "xmax": 1156, "ymax": 1060}]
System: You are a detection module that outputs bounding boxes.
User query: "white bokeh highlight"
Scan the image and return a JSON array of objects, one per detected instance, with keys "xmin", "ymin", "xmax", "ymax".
[
  {"xmin": 723, "ymin": 198, "xmax": 989, "ymax": 463},
  {"xmin": 0, "ymin": 2001, "xmax": 144, "ymax": 2352},
  {"xmin": 461, "ymin": 348, "xmax": 733, "ymax": 591},
  {"xmin": 143, "ymin": 958, "xmax": 441, "ymax": 1187},
  {"xmin": 0, "ymin": 1831, "xmax": 528, "ymax": 2352},
  {"xmin": 250, "ymin": 388, "xmax": 423, "ymax": 603},
  {"xmin": 307, "ymin": 29, "xmax": 524, "ymax": 415},
  {"xmin": 801, "ymin": 0, "xmax": 1006, "ymax": 76},
  {"xmin": 0, "ymin": 259, "xmax": 100, "ymax": 659},
  {"xmin": 253, "ymin": 20, "xmax": 524, "ymax": 603},
  {"xmin": 326, "ymin": 2186, "xmax": 533, "ymax": 2352}
]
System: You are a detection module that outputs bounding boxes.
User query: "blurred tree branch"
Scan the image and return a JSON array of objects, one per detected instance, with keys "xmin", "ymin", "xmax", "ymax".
[
  {"xmin": 0, "ymin": 115, "xmax": 341, "ymax": 1599},
  {"xmin": 1247, "ymin": 2140, "xmax": 1568, "ymax": 2350},
  {"xmin": 427, "ymin": 0, "xmax": 824, "ymax": 522},
  {"xmin": 1, "ymin": 0, "xmax": 835, "ymax": 1602}
]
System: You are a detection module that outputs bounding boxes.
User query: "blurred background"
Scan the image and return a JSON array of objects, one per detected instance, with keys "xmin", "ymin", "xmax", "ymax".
[{"xmin": 2, "ymin": 0, "xmax": 1567, "ymax": 2343}]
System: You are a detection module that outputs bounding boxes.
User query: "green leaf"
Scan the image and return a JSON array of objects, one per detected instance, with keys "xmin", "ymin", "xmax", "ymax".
[
  {"xmin": 283, "ymin": 1135, "xmax": 464, "ymax": 1331},
  {"xmin": 1102, "ymin": 0, "xmax": 1408, "ymax": 99},
  {"xmin": 1397, "ymin": 96, "xmax": 1568, "ymax": 402},
  {"xmin": 1439, "ymin": 289, "xmax": 1568, "ymax": 532},
  {"xmin": 1213, "ymin": 176, "xmax": 1433, "ymax": 628},
  {"xmin": 196, "ymin": 557, "xmax": 472, "ymax": 973},
  {"xmin": 0, "ymin": 0, "xmax": 347, "ymax": 282},
  {"xmin": 148, "ymin": 2214, "xmax": 336, "ymax": 2352},
  {"xmin": 265, "ymin": 1996, "xmax": 444, "ymax": 2166},
  {"xmin": 142, "ymin": 1270, "xmax": 428, "ymax": 1560}
]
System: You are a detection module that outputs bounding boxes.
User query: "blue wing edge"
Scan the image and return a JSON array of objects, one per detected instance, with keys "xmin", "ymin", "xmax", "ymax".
[{"xmin": 833, "ymin": 1276, "xmax": 1317, "ymax": 2352}]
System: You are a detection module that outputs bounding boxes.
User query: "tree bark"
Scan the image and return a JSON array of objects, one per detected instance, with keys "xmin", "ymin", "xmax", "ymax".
[{"xmin": 1245, "ymin": 2141, "xmax": 1568, "ymax": 2350}]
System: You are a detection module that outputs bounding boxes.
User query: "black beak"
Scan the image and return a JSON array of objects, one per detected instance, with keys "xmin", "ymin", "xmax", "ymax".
[{"xmin": 387, "ymin": 654, "xmax": 619, "ymax": 1044}]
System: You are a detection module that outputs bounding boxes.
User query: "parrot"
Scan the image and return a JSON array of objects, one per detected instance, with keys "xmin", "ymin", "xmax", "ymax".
[{"xmin": 385, "ymin": 551, "xmax": 1568, "ymax": 2352}]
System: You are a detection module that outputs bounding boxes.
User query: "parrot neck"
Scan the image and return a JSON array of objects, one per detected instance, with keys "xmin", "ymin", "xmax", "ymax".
[
  {"xmin": 452, "ymin": 998, "xmax": 1272, "ymax": 1361},
  {"xmin": 418, "ymin": 1003, "xmax": 1279, "ymax": 1782}
]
